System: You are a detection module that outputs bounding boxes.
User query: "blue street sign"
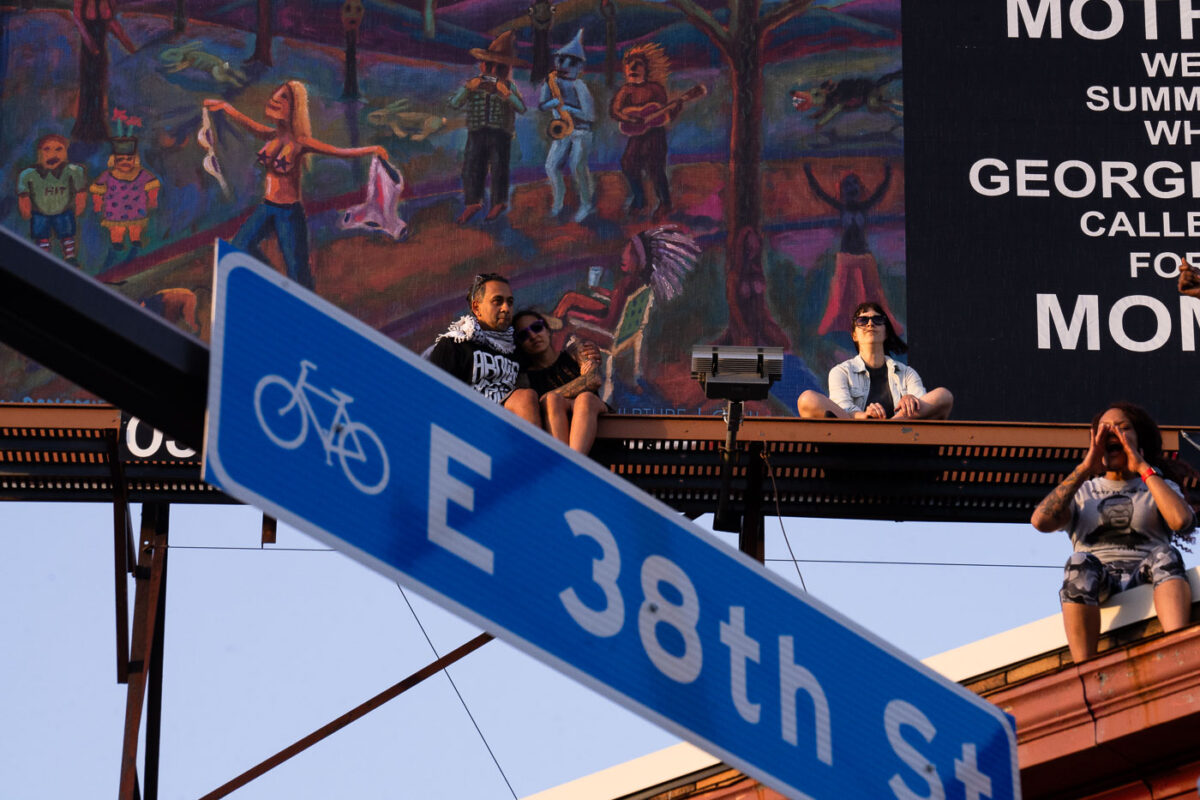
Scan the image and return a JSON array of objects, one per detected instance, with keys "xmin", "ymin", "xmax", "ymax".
[{"xmin": 204, "ymin": 241, "xmax": 1021, "ymax": 800}]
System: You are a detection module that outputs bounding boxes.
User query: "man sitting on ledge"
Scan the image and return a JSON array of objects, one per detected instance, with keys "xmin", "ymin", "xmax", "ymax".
[{"xmin": 428, "ymin": 273, "xmax": 541, "ymax": 427}]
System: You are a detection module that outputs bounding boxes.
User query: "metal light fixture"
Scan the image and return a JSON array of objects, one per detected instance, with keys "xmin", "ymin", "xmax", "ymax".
[
  {"xmin": 691, "ymin": 345, "xmax": 784, "ymax": 401},
  {"xmin": 691, "ymin": 345, "xmax": 784, "ymax": 539}
]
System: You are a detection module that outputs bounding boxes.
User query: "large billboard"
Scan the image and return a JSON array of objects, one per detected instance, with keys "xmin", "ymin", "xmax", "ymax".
[
  {"xmin": 0, "ymin": 0, "xmax": 903, "ymax": 416},
  {"xmin": 905, "ymin": 0, "xmax": 1199, "ymax": 424}
]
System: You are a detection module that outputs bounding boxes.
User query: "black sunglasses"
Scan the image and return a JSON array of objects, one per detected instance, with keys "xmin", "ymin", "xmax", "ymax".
[
  {"xmin": 854, "ymin": 314, "xmax": 888, "ymax": 328},
  {"xmin": 515, "ymin": 319, "xmax": 547, "ymax": 343}
]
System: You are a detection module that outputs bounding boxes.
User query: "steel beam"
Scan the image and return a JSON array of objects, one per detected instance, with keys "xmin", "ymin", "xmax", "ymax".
[
  {"xmin": 106, "ymin": 430, "xmax": 132, "ymax": 684},
  {"xmin": 0, "ymin": 226, "xmax": 209, "ymax": 449},
  {"xmin": 197, "ymin": 633, "xmax": 494, "ymax": 800},
  {"xmin": 118, "ymin": 504, "xmax": 169, "ymax": 800},
  {"xmin": 143, "ymin": 506, "xmax": 170, "ymax": 800}
]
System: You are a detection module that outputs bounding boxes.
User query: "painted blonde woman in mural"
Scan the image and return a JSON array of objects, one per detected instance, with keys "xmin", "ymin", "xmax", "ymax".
[
  {"xmin": 203, "ymin": 82, "xmax": 387, "ymax": 290},
  {"xmin": 797, "ymin": 301, "xmax": 952, "ymax": 420}
]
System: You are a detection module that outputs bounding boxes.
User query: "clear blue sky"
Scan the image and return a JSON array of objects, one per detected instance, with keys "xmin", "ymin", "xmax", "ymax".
[{"xmin": 1, "ymin": 502, "xmax": 1069, "ymax": 798}]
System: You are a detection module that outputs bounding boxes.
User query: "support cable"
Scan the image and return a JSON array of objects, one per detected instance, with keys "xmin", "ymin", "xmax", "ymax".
[
  {"xmin": 766, "ymin": 557, "xmax": 1059, "ymax": 569},
  {"xmin": 164, "ymin": 544, "xmax": 1056, "ymax": 568},
  {"xmin": 396, "ymin": 584, "xmax": 518, "ymax": 800},
  {"xmin": 760, "ymin": 450, "xmax": 807, "ymax": 592}
]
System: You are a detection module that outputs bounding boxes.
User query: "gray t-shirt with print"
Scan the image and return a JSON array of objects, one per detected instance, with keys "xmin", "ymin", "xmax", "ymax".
[{"xmin": 1065, "ymin": 476, "xmax": 1190, "ymax": 562}]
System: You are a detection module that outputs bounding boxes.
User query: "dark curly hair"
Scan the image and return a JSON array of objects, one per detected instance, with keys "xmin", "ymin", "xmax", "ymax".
[
  {"xmin": 850, "ymin": 301, "xmax": 907, "ymax": 356},
  {"xmin": 1092, "ymin": 401, "xmax": 1199, "ymax": 547}
]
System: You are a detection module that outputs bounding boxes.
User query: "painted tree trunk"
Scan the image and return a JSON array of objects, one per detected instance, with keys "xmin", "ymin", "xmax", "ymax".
[
  {"xmin": 531, "ymin": 27, "xmax": 551, "ymax": 85},
  {"xmin": 248, "ymin": 0, "xmax": 273, "ymax": 66},
  {"xmin": 342, "ymin": 29, "xmax": 359, "ymax": 100},
  {"xmin": 73, "ymin": 17, "xmax": 110, "ymax": 141},
  {"xmin": 720, "ymin": 11, "xmax": 787, "ymax": 347}
]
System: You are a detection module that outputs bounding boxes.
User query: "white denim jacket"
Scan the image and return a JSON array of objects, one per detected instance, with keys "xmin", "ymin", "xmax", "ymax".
[{"xmin": 828, "ymin": 355, "xmax": 926, "ymax": 414}]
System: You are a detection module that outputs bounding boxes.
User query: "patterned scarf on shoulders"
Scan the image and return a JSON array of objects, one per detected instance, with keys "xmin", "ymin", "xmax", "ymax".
[{"xmin": 434, "ymin": 314, "xmax": 515, "ymax": 354}]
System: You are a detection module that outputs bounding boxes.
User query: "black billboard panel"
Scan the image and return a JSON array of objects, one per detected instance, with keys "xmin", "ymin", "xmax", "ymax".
[{"xmin": 904, "ymin": 0, "xmax": 1200, "ymax": 424}]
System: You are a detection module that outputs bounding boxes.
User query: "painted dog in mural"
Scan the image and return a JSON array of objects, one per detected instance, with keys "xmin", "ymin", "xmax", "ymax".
[{"xmin": 791, "ymin": 70, "xmax": 903, "ymax": 128}]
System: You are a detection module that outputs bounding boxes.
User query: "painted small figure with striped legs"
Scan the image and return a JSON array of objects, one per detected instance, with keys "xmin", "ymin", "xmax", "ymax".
[{"xmin": 16, "ymin": 134, "xmax": 87, "ymax": 265}]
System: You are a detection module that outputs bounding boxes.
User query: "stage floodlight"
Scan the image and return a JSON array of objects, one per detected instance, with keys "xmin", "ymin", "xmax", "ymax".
[{"xmin": 691, "ymin": 345, "xmax": 784, "ymax": 401}]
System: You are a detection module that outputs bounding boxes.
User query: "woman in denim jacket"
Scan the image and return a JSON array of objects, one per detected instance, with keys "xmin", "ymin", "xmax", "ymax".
[{"xmin": 797, "ymin": 301, "xmax": 954, "ymax": 420}]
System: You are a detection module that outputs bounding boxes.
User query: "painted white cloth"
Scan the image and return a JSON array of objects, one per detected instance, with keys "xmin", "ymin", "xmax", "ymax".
[
  {"xmin": 339, "ymin": 156, "xmax": 407, "ymax": 241},
  {"xmin": 198, "ymin": 107, "xmax": 231, "ymax": 198}
]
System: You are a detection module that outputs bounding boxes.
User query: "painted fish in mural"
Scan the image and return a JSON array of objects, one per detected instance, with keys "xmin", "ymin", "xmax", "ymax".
[{"xmin": 160, "ymin": 41, "xmax": 248, "ymax": 87}]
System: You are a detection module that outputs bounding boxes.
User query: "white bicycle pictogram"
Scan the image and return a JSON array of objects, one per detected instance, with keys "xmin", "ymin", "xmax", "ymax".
[{"xmin": 253, "ymin": 360, "xmax": 390, "ymax": 495}]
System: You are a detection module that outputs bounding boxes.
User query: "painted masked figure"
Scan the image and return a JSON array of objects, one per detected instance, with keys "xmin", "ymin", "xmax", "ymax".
[
  {"xmin": 538, "ymin": 29, "xmax": 595, "ymax": 223},
  {"xmin": 448, "ymin": 31, "xmax": 529, "ymax": 224},
  {"xmin": 90, "ymin": 136, "xmax": 160, "ymax": 251}
]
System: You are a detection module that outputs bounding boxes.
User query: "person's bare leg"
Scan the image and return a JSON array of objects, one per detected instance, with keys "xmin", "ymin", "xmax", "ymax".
[
  {"xmin": 916, "ymin": 387, "xmax": 954, "ymax": 419},
  {"xmin": 797, "ymin": 390, "xmax": 850, "ymax": 419},
  {"xmin": 1062, "ymin": 602, "xmax": 1100, "ymax": 663},
  {"xmin": 504, "ymin": 388, "xmax": 542, "ymax": 427},
  {"xmin": 541, "ymin": 393, "xmax": 570, "ymax": 444},
  {"xmin": 569, "ymin": 393, "xmax": 605, "ymax": 453},
  {"xmin": 1154, "ymin": 577, "xmax": 1193, "ymax": 633}
]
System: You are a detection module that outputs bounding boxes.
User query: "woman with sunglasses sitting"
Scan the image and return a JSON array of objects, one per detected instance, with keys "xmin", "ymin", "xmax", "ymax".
[
  {"xmin": 513, "ymin": 309, "xmax": 608, "ymax": 453},
  {"xmin": 797, "ymin": 301, "xmax": 954, "ymax": 420}
]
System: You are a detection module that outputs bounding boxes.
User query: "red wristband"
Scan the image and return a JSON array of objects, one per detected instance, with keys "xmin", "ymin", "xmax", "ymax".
[{"xmin": 1140, "ymin": 466, "xmax": 1161, "ymax": 482}]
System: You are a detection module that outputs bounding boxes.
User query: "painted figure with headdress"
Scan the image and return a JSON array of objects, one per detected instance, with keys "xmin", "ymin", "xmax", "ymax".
[{"xmin": 551, "ymin": 224, "xmax": 700, "ymax": 330}]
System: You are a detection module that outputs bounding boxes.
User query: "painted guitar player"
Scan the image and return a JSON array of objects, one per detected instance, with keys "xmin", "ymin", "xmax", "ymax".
[{"xmin": 608, "ymin": 42, "xmax": 705, "ymax": 221}]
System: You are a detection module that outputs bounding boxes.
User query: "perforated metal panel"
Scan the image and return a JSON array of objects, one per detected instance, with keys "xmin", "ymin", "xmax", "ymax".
[
  {"xmin": 4, "ymin": 406, "xmax": 1195, "ymax": 522},
  {"xmin": 591, "ymin": 416, "xmax": 1199, "ymax": 523},
  {"xmin": 0, "ymin": 405, "xmax": 226, "ymax": 503}
]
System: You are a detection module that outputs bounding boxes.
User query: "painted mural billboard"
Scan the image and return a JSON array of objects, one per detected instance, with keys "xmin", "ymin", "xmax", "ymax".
[
  {"xmin": 905, "ymin": 0, "xmax": 1200, "ymax": 425},
  {"xmin": 0, "ymin": 0, "xmax": 904, "ymax": 416}
]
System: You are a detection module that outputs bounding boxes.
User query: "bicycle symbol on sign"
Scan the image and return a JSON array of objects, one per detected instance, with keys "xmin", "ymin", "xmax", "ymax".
[{"xmin": 253, "ymin": 360, "xmax": 390, "ymax": 495}]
